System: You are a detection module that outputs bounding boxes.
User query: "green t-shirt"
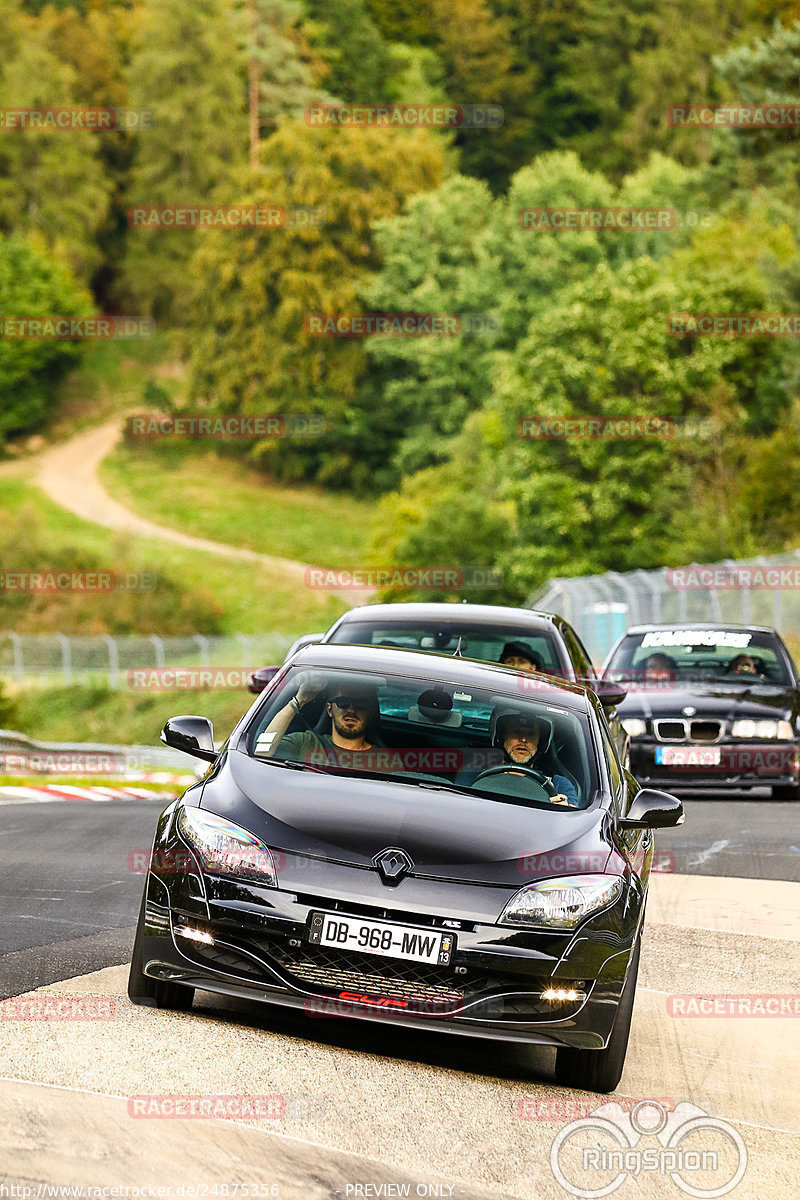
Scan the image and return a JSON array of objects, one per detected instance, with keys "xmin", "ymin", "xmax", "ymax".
[{"xmin": 277, "ymin": 729, "xmax": 385, "ymax": 767}]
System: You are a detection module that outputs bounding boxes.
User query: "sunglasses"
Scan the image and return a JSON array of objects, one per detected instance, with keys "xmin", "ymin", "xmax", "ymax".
[{"xmin": 330, "ymin": 695, "xmax": 372, "ymax": 711}]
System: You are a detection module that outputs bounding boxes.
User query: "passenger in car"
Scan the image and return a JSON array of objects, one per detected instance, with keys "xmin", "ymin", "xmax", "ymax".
[
  {"xmin": 260, "ymin": 675, "xmax": 386, "ymax": 761},
  {"xmin": 643, "ymin": 653, "xmax": 677, "ymax": 682},
  {"xmin": 498, "ymin": 641, "xmax": 545, "ymax": 672},
  {"xmin": 726, "ymin": 654, "xmax": 766, "ymax": 678}
]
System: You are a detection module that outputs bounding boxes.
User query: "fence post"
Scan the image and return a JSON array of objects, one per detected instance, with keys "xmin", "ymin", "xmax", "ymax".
[
  {"xmin": 8, "ymin": 633, "xmax": 24, "ymax": 684},
  {"xmin": 149, "ymin": 634, "xmax": 165, "ymax": 668},
  {"xmin": 56, "ymin": 633, "xmax": 72, "ymax": 684},
  {"xmin": 102, "ymin": 634, "xmax": 120, "ymax": 689},
  {"xmin": 193, "ymin": 634, "xmax": 210, "ymax": 667}
]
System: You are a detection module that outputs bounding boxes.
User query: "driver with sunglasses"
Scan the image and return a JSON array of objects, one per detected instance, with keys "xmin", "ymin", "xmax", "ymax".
[{"xmin": 262, "ymin": 673, "xmax": 385, "ymax": 761}]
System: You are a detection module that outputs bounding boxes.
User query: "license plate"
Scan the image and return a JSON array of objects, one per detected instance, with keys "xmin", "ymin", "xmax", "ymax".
[
  {"xmin": 655, "ymin": 746, "xmax": 721, "ymax": 767},
  {"xmin": 308, "ymin": 912, "xmax": 454, "ymax": 965}
]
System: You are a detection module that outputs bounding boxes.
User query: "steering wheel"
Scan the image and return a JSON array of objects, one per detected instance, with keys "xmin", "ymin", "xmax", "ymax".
[{"xmin": 471, "ymin": 764, "xmax": 558, "ymax": 799}]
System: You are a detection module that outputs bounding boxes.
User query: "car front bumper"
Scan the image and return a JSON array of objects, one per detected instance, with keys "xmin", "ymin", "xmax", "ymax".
[
  {"xmin": 629, "ymin": 739, "xmax": 800, "ymax": 791},
  {"xmin": 135, "ymin": 855, "xmax": 643, "ymax": 1051}
]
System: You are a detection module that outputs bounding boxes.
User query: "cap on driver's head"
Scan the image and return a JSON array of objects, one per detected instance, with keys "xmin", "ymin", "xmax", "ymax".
[
  {"xmin": 489, "ymin": 703, "xmax": 550, "ymax": 749},
  {"xmin": 500, "ymin": 641, "xmax": 542, "ymax": 668}
]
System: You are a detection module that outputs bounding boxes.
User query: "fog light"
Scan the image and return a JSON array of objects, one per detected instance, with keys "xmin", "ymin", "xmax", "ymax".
[
  {"xmin": 542, "ymin": 986, "xmax": 585, "ymax": 1003},
  {"xmin": 177, "ymin": 925, "xmax": 214, "ymax": 945}
]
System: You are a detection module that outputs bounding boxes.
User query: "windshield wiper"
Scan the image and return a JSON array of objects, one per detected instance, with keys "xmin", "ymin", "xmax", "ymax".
[{"xmin": 253, "ymin": 757, "xmax": 327, "ymax": 773}]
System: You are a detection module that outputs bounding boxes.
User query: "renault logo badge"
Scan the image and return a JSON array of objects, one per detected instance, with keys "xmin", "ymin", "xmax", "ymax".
[{"xmin": 373, "ymin": 847, "xmax": 413, "ymax": 885}]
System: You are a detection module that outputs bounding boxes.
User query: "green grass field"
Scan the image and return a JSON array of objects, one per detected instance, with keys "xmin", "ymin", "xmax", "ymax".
[
  {"xmin": 0, "ymin": 476, "xmax": 349, "ymax": 636},
  {"xmin": 100, "ymin": 439, "xmax": 376, "ymax": 569},
  {"xmin": 10, "ymin": 681, "xmax": 255, "ymax": 746}
]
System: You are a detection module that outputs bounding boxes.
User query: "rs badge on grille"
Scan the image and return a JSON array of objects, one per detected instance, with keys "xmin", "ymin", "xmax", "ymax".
[{"xmin": 373, "ymin": 847, "xmax": 414, "ymax": 885}]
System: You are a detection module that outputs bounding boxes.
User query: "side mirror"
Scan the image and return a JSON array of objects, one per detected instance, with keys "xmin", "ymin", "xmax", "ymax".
[
  {"xmin": 592, "ymin": 679, "xmax": 628, "ymax": 707},
  {"xmin": 161, "ymin": 715, "xmax": 217, "ymax": 762},
  {"xmin": 247, "ymin": 666, "xmax": 281, "ymax": 694},
  {"xmin": 619, "ymin": 788, "xmax": 684, "ymax": 829}
]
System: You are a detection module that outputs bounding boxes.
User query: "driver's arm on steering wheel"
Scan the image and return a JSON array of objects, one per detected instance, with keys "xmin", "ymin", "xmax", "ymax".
[{"xmin": 549, "ymin": 773, "xmax": 579, "ymax": 807}]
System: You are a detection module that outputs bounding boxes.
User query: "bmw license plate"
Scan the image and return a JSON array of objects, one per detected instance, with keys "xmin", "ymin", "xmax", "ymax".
[
  {"xmin": 308, "ymin": 912, "xmax": 454, "ymax": 965},
  {"xmin": 655, "ymin": 746, "xmax": 721, "ymax": 767}
]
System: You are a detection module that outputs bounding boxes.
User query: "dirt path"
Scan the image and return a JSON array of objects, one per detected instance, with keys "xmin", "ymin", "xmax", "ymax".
[{"xmin": 4, "ymin": 419, "xmax": 371, "ymax": 602}]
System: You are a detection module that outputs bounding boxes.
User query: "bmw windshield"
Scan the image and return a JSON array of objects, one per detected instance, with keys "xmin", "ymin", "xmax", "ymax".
[{"xmin": 605, "ymin": 628, "xmax": 792, "ymax": 686}]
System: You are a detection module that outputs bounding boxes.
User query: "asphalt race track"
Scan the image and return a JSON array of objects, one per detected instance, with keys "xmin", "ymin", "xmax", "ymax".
[{"xmin": 1, "ymin": 791, "xmax": 799, "ymax": 1198}]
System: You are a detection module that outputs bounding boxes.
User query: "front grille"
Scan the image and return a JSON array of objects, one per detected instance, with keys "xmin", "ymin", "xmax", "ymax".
[
  {"xmin": 654, "ymin": 720, "xmax": 686, "ymax": 741},
  {"xmin": 273, "ymin": 942, "xmax": 476, "ymax": 1003},
  {"xmin": 690, "ymin": 719, "xmax": 722, "ymax": 742}
]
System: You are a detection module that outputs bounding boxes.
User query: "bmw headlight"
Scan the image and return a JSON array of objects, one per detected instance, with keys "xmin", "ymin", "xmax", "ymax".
[
  {"xmin": 621, "ymin": 718, "xmax": 647, "ymax": 737},
  {"xmin": 498, "ymin": 874, "xmax": 624, "ymax": 930},
  {"xmin": 177, "ymin": 806, "xmax": 278, "ymax": 885},
  {"xmin": 730, "ymin": 719, "xmax": 793, "ymax": 740}
]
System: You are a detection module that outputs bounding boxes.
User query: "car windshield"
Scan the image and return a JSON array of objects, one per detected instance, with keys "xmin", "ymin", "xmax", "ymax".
[
  {"xmin": 327, "ymin": 620, "xmax": 565, "ymax": 675},
  {"xmin": 245, "ymin": 664, "xmax": 597, "ymax": 809},
  {"xmin": 605, "ymin": 629, "xmax": 791, "ymax": 686}
]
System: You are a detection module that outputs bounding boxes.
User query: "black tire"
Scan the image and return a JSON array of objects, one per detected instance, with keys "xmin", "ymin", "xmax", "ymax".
[
  {"xmin": 772, "ymin": 784, "xmax": 800, "ymax": 802},
  {"xmin": 127, "ymin": 884, "xmax": 195, "ymax": 1012},
  {"xmin": 554, "ymin": 934, "xmax": 641, "ymax": 1094}
]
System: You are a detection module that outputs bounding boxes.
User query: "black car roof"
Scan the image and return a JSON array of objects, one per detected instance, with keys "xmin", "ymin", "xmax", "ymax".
[
  {"xmin": 290, "ymin": 642, "xmax": 591, "ymax": 711},
  {"xmin": 330, "ymin": 602, "xmax": 563, "ymax": 628}
]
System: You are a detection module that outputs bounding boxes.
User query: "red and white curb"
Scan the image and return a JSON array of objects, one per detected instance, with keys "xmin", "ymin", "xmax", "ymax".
[{"xmin": 0, "ymin": 782, "xmax": 189, "ymax": 803}]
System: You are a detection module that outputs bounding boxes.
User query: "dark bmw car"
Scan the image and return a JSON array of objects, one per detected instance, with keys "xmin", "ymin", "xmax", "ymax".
[
  {"xmin": 602, "ymin": 623, "xmax": 800, "ymax": 800},
  {"xmin": 248, "ymin": 603, "xmax": 629, "ymax": 764},
  {"xmin": 129, "ymin": 645, "xmax": 682, "ymax": 1093}
]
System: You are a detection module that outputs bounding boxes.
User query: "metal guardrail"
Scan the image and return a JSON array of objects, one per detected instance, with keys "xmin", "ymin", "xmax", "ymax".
[
  {"xmin": 529, "ymin": 551, "xmax": 800, "ymax": 664},
  {"xmin": 0, "ymin": 728, "xmax": 195, "ymax": 773}
]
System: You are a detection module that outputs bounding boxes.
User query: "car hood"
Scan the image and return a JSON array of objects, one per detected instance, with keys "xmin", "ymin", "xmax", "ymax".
[
  {"xmin": 199, "ymin": 749, "xmax": 611, "ymax": 886},
  {"xmin": 617, "ymin": 682, "xmax": 795, "ymax": 722}
]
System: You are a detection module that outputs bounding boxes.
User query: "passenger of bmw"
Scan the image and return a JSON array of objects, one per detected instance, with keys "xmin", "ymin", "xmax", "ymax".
[
  {"xmin": 459, "ymin": 708, "xmax": 579, "ymax": 807},
  {"xmin": 258, "ymin": 673, "xmax": 386, "ymax": 765}
]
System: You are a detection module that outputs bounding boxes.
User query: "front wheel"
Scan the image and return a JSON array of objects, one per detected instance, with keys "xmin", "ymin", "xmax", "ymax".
[
  {"xmin": 128, "ymin": 885, "xmax": 195, "ymax": 1011},
  {"xmin": 554, "ymin": 935, "xmax": 641, "ymax": 1094}
]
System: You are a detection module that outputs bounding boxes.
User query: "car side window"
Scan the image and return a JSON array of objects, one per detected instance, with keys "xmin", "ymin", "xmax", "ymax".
[
  {"xmin": 563, "ymin": 626, "xmax": 595, "ymax": 681},
  {"xmin": 598, "ymin": 718, "xmax": 623, "ymax": 810}
]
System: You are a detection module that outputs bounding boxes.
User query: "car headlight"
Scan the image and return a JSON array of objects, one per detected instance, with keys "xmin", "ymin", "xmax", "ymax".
[
  {"xmin": 498, "ymin": 874, "xmax": 624, "ymax": 930},
  {"xmin": 621, "ymin": 718, "xmax": 647, "ymax": 737},
  {"xmin": 730, "ymin": 719, "xmax": 794, "ymax": 740},
  {"xmin": 177, "ymin": 806, "xmax": 278, "ymax": 885}
]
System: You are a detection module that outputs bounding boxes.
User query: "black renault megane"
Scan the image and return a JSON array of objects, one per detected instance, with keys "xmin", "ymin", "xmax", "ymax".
[{"xmin": 129, "ymin": 645, "xmax": 683, "ymax": 1092}]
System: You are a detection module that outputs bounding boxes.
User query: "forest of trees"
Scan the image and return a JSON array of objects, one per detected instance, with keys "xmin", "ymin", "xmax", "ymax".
[{"xmin": 4, "ymin": 0, "xmax": 800, "ymax": 600}]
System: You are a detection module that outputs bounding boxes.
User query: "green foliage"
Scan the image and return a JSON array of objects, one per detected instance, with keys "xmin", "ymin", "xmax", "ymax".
[
  {"xmin": 121, "ymin": 0, "xmax": 249, "ymax": 323},
  {"xmin": 0, "ymin": 233, "xmax": 94, "ymax": 444},
  {"xmin": 0, "ymin": 0, "xmax": 114, "ymax": 283},
  {"xmin": 187, "ymin": 121, "xmax": 444, "ymax": 490},
  {"xmin": 304, "ymin": 0, "xmax": 394, "ymax": 103}
]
